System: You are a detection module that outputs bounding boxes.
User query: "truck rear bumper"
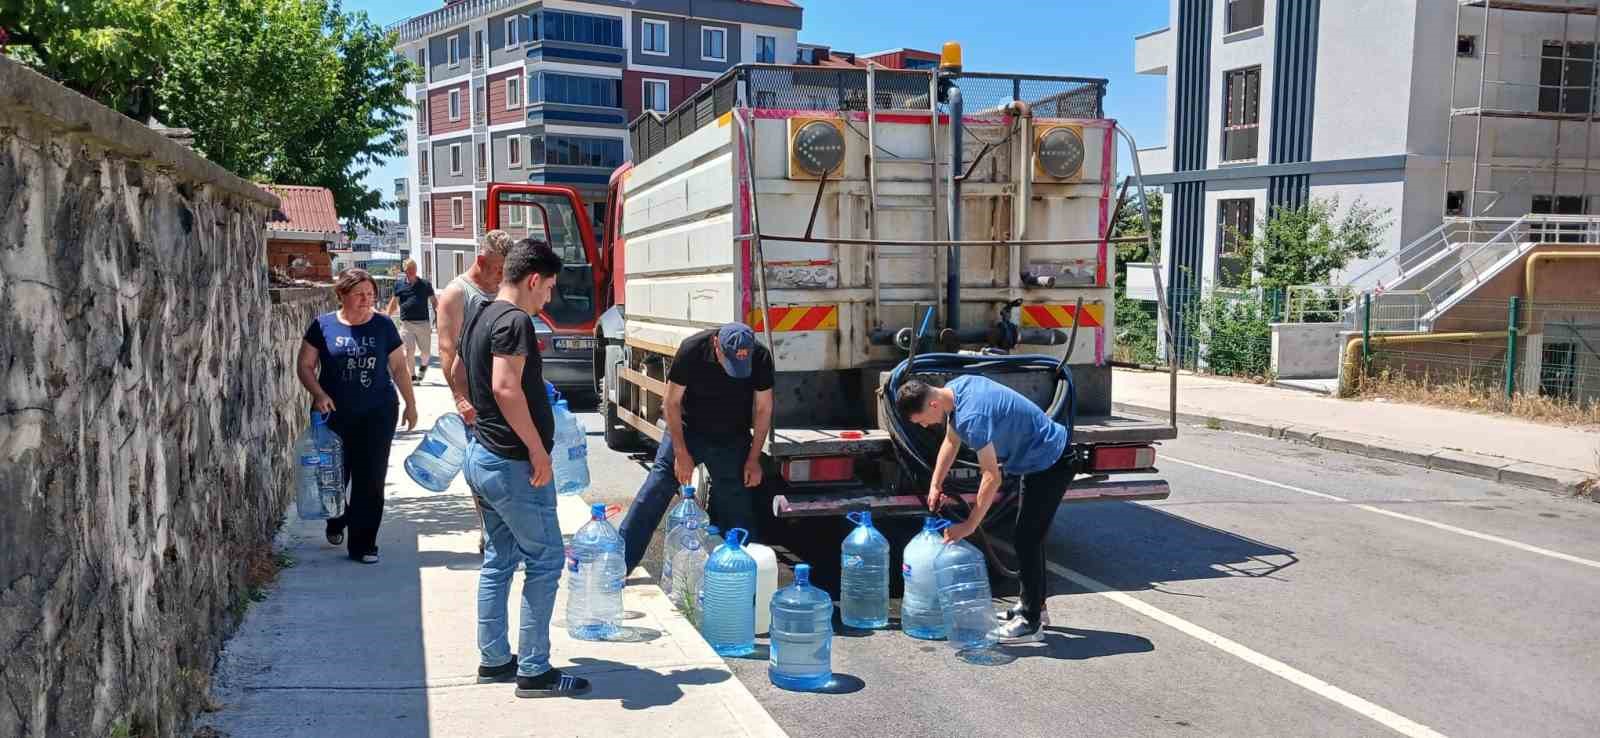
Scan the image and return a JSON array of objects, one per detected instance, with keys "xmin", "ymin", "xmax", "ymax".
[{"xmin": 772, "ymin": 477, "xmax": 1171, "ymax": 518}]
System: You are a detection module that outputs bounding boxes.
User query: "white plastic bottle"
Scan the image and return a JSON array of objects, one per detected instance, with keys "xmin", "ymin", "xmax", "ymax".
[{"xmin": 747, "ymin": 541, "xmax": 779, "ymax": 635}]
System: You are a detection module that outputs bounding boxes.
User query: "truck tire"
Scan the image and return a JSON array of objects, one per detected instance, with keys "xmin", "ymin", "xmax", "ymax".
[{"xmin": 601, "ymin": 344, "xmax": 644, "ymax": 452}]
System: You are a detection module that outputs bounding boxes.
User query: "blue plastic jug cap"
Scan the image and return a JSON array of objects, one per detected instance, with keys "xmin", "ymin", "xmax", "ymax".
[
  {"xmin": 590, "ymin": 503, "xmax": 607, "ymax": 520},
  {"xmin": 706, "ymin": 526, "xmax": 720, "ymax": 537},
  {"xmin": 922, "ymin": 516, "xmax": 941, "ymax": 531},
  {"xmin": 310, "ymin": 411, "xmax": 326, "ymax": 424},
  {"xmin": 681, "ymin": 485, "xmax": 695, "ymax": 498},
  {"xmin": 848, "ymin": 510, "xmax": 872, "ymax": 527},
  {"xmin": 794, "ymin": 563, "xmax": 811, "ymax": 585},
  {"xmin": 725, "ymin": 527, "xmax": 749, "ymax": 548}
]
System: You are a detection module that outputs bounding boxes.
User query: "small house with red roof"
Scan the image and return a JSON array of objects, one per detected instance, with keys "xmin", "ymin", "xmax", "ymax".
[{"xmin": 262, "ymin": 184, "xmax": 341, "ymax": 282}]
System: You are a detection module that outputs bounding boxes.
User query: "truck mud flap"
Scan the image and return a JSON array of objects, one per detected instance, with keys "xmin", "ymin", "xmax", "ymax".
[{"xmin": 772, "ymin": 478, "xmax": 1171, "ymax": 519}]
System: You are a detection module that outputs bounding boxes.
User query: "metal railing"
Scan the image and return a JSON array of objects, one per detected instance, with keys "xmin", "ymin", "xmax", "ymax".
[
  {"xmin": 1284, "ymin": 284, "xmax": 1355, "ymax": 323},
  {"xmin": 385, "ymin": 0, "xmax": 525, "ymax": 44}
]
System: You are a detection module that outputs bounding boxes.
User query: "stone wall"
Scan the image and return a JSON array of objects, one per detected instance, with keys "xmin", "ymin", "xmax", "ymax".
[{"xmin": 0, "ymin": 57, "xmax": 331, "ymax": 738}]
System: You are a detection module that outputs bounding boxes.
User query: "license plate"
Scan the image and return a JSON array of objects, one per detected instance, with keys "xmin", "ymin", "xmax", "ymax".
[{"xmin": 554, "ymin": 337, "xmax": 596, "ymax": 351}]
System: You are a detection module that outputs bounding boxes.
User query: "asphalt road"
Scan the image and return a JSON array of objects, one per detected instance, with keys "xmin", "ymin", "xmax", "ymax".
[{"xmin": 575, "ymin": 405, "xmax": 1600, "ymax": 738}]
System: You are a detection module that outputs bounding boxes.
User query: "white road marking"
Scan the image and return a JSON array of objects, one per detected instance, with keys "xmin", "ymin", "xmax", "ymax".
[
  {"xmin": 1163, "ymin": 455, "xmax": 1600, "ymax": 572},
  {"xmin": 1022, "ymin": 551, "xmax": 1448, "ymax": 738}
]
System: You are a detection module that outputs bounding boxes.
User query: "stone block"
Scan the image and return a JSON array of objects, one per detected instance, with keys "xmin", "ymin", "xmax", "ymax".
[
  {"xmin": 1428, "ymin": 449, "xmax": 1513, "ymax": 480},
  {"xmin": 1498, "ymin": 462, "xmax": 1591, "ymax": 495}
]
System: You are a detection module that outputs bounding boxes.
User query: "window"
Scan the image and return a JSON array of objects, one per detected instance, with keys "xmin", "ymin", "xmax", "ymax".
[
  {"xmin": 454, "ymin": 251, "xmax": 466, "ymax": 278},
  {"xmin": 479, "ymin": 198, "xmax": 488, "ymax": 229},
  {"xmin": 1532, "ymin": 193, "xmax": 1588, "ymax": 242},
  {"xmin": 416, "ymin": 49, "xmax": 426, "ymax": 81},
  {"xmin": 451, "ymin": 197, "xmax": 464, "ymax": 228},
  {"xmin": 506, "ymin": 16, "xmax": 521, "ymax": 46},
  {"xmin": 542, "ymin": 11, "xmax": 623, "ymax": 47},
  {"xmin": 756, "ymin": 34, "xmax": 777, "ymax": 64},
  {"xmin": 1539, "ymin": 41, "xmax": 1597, "ymax": 114},
  {"xmin": 641, "ymin": 19, "xmax": 669, "ymax": 55},
  {"xmin": 540, "ymin": 73, "xmax": 622, "ymax": 107},
  {"xmin": 448, "ymin": 35, "xmax": 461, "ymax": 66},
  {"xmin": 592, "ymin": 202, "xmax": 606, "ymax": 228},
  {"xmin": 448, "ymin": 88, "xmax": 461, "ymax": 121},
  {"xmin": 1225, "ymin": 0, "xmax": 1264, "ymax": 34},
  {"xmin": 419, "ymin": 150, "xmax": 430, "ymax": 180},
  {"xmin": 701, "ymin": 27, "xmax": 726, "ymax": 61},
  {"xmin": 1222, "ymin": 67, "xmax": 1261, "ymax": 163},
  {"xmin": 477, "ymin": 142, "xmax": 486, "ymax": 177},
  {"xmin": 1446, "ymin": 190, "xmax": 1465, "ymax": 216},
  {"xmin": 544, "ymin": 136, "xmax": 624, "ymax": 168},
  {"xmin": 507, "ymin": 76, "xmax": 522, "ymax": 108},
  {"xmin": 1458, "ymin": 35, "xmax": 1477, "ymax": 58},
  {"xmin": 450, "ymin": 143, "xmax": 462, "ymax": 175},
  {"xmin": 508, "ymin": 135, "xmax": 522, "ymax": 167},
  {"xmin": 643, "ymin": 79, "xmax": 669, "ymax": 113},
  {"xmin": 1539, "ymin": 341, "xmax": 1577, "ymax": 400},
  {"xmin": 1216, "ymin": 199, "xmax": 1254, "ymax": 288},
  {"xmin": 903, "ymin": 57, "xmax": 938, "ymax": 70},
  {"xmin": 421, "ymin": 202, "xmax": 431, "ymax": 235},
  {"xmin": 509, "ymin": 204, "xmax": 525, "ymax": 226}
]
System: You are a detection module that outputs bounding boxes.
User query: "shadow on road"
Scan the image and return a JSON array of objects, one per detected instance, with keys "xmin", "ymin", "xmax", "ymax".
[
  {"xmin": 568, "ymin": 657, "xmax": 730, "ymax": 710},
  {"xmin": 1048, "ymin": 501, "xmax": 1299, "ymax": 592},
  {"xmin": 1003, "ymin": 625, "xmax": 1155, "ymax": 661}
]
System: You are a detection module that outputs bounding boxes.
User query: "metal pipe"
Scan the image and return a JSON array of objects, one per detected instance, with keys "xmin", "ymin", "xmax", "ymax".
[
  {"xmin": 1339, "ymin": 331, "xmax": 1510, "ymax": 396},
  {"xmin": 868, "ymin": 326, "xmax": 1067, "ymax": 347},
  {"xmin": 1008, "ymin": 101, "xmax": 1033, "ymax": 294},
  {"xmin": 746, "ymin": 233, "xmax": 1153, "ymax": 247},
  {"xmin": 1469, "ymin": 2, "xmax": 1491, "ymax": 220},
  {"xmin": 736, "ymin": 108, "xmax": 779, "ymax": 452},
  {"xmin": 1526, "ymin": 250, "xmax": 1600, "ymax": 297},
  {"xmin": 1505, "ymin": 295, "xmax": 1521, "ymax": 399},
  {"xmin": 930, "ymin": 71, "xmax": 943, "ymax": 340},
  {"xmin": 946, "ymin": 83, "xmax": 964, "ymax": 330},
  {"xmin": 1113, "ymin": 124, "xmax": 1179, "ymax": 432},
  {"xmin": 867, "ymin": 64, "xmax": 881, "ymax": 328},
  {"xmin": 1443, "ymin": 3, "xmax": 1463, "ymax": 220}
]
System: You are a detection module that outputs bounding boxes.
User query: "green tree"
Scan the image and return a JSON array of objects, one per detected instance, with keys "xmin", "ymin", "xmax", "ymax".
[
  {"xmin": 1234, "ymin": 196, "xmax": 1391, "ymax": 291},
  {"xmin": 1108, "ymin": 184, "xmax": 1165, "ymax": 366},
  {"xmin": 2, "ymin": 0, "xmax": 416, "ymax": 227},
  {"xmin": 1110, "ymin": 185, "xmax": 1163, "ymax": 269}
]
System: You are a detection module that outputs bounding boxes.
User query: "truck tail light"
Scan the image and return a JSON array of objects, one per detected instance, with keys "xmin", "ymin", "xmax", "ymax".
[
  {"xmin": 782, "ymin": 456, "xmax": 854, "ymax": 483},
  {"xmin": 1089, "ymin": 445, "xmax": 1156, "ymax": 472}
]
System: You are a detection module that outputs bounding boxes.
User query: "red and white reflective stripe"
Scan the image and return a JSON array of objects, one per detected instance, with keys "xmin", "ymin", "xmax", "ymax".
[
  {"xmin": 782, "ymin": 456, "xmax": 853, "ymax": 483},
  {"xmin": 1090, "ymin": 445, "xmax": 1157, "ymax": 472}
]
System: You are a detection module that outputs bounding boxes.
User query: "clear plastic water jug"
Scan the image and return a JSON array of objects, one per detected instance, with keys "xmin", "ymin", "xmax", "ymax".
[
  {"xmin": 840, "ymin": 511, "xmax": 890, "ymax": 629},
  {"xmin": 670, "ymin": 519, "xmax": 708, "ymax": 625},
  {"xmin": 294, "ymin": 411, "xmax": 345, "ymax": 520},
  {"xmin": 403, "ymin": 412, "xmax": 467, "ymax": 492},
  {"xmin": 552, "ymin": 398, "xmax": 590, "ymax": 496},
  {"xmin": 768, "ymin": 563, "xmax": 834, "ymax": 691},
  {"xmin": 566, "ymin": 503, "xmax": 625, "ymax": 640},
  {"xmin": 936, "ymin": 536, "xmax": 996, "ymax": 651},
  {"xmin": 699, "ymin": 527, "xmax": 757, "ymax": 657},
  {"xmin": 661, "ymin": 485, "xmax": 707, "ymax": 595},
  {"xmin": 900, "ymin": 517, "xmax": 948, "ymax": 640}
]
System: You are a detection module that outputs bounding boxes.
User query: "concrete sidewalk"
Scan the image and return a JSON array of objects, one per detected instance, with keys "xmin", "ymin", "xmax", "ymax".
[
  {"xmin": 1114, "ymin": 368, "xmax": 1596, "ymax": 495},
  {"xmin": 200, "ymin": 382, "xmax": 785, "ymax": 738}
]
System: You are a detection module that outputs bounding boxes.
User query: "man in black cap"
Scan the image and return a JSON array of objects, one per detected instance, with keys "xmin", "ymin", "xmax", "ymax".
[{"xmin": 618, "ymin": 322, "xmax": 773, "ymax": 572}]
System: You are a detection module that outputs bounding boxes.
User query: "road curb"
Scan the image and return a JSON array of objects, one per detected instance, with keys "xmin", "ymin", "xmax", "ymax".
[{"xmin": 1113, "ymin": 401, "xmax": 1591, "ymax": 497}]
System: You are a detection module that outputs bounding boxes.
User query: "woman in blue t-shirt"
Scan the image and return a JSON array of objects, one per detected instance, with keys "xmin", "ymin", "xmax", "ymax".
[{"xmin": 296, "ymin": 269, "xmax": 419, "ymax": 563}]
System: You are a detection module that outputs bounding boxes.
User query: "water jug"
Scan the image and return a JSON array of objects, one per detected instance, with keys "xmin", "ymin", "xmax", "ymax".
[
  {"xmin": 840, "ymin": 511, "xmax": 890, "ymax": 629},
  {"xmin": 403, "ymin": 412, "xmax": 468, "ymax": 492},
  {"xmin": 566, "ymin": 503, "xmax": 625, "ymax": 640},
  {"xmin": 661, "ymin": 485, "xmax": 708, "ymax": 595},
  {"xmin": 900, "ymin": 517, "xmax": 948, "ymax": 640},
  {"xmin": 936, "ymin": 536, "xmax": 996, "ymax": 651},
  {"xmin": 699, "ymin": 527, "xmax": 757, "ymax": 657},
  {"xmin": 768, "ymin": 563, "xmax": 834, "ymax": 691},
  {"xmin": 552, "ymin": 398, "xmax": 590, "ymax": 496},
  {"xmin": 294, "ymin": 411, "xmax": 345, "ymax": 520},
  {"xmin": 747, "ymin": 541, "xmax": 779, "ymax": 635},
  {"xmin": 670, "ymin": 519, "xmax": 708, "ymax": 625}
]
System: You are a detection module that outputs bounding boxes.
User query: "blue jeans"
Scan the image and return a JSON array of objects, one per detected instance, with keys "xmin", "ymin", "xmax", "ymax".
[
  {"xmin": 619, "ymin": 431, "xmax": 758, "ymax": 573},
  {"xmin": 464, "ymin": 440, "xmax": 563, "ymax": 677}
]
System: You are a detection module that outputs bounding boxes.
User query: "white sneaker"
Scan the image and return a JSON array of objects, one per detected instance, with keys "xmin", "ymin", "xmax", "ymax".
[
  {"xmin": 989, "ymin": 611, "xmax": 1048, "ymax": 644},
  {"xmin": 996, "ymin": 603, "xmax": 1025, "ymax": 623}
]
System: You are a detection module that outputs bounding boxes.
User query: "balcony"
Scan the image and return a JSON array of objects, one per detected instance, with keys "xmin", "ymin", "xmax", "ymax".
[
  {"xmin": 419, "ymin": 165, "xmax": 430, "ymax": 187},
  {"xmin": 1134, "ymin": 26, "xmax": 1171, "ymax": 75},
  {"xmin": 476, "ymin": 163, "xmax": 488, "ymax": 182},
  {"xmin": 474, "ymin": 107, "xmax": 486, "ymax": 126}
]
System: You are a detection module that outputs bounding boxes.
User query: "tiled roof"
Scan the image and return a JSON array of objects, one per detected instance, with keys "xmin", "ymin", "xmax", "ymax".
[{"xmin": 262, "ymin": 184, "xmax": 341, "ymax": 235}]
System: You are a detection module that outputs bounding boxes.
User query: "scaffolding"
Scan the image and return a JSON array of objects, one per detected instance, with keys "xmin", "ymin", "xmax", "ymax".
[{"xmin": 1445, "ymin": 0, "xmax": 1600, "ymax": 241}]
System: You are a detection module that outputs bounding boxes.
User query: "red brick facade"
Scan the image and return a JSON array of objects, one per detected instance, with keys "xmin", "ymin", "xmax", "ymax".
[
  {"xmin": 487, "ymin": 69, "xmax": 526, "ymax": 126},
  {"xmin": 622, "ymin": 71, "xmax": 711, "ymax": 124},
  {"xmin": 267, "ymin": 239, "xmax": 333, "ymax": 281},
  {"xmin": 430, "ymin": 192, "xmax": 474, "ymax": 240},
  {"xmin": 428, "ymin": 82, "xmax": 471, "ymax": 135}
]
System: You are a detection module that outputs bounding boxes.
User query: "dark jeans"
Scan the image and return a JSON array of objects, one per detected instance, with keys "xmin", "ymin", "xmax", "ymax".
[
  {"xmin": 1015, "ymin": 452, "xmax": 1075, "ymax": 622},
  {"xmin": 619, "ymin": 430, "xmax": 758, "ymax": 572},
  {"xmin": 328, "ymin": 402, "xmax": 399, "ymax": 557}
]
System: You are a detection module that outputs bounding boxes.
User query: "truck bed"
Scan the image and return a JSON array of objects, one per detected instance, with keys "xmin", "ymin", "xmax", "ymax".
[{"xmin": 768, "ymin": 412, "xmax": 1177, "ymax": 457}]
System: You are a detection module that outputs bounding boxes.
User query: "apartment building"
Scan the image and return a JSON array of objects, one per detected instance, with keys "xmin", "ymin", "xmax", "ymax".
[
  {"xmin": 389, "ymin": 0, "xmax": 802, "ymax": 285},
  {"xmin": 1134, "ymin": 0, "xmax": 1600, "ymax": 308}
]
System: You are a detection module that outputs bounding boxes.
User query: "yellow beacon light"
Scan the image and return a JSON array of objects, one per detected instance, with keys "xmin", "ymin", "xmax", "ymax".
[{"xmin": 940, "ymin": 41, "xmax": 962, "ymax": 72}]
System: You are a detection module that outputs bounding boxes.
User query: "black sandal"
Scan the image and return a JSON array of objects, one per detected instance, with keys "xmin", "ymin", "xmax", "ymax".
[{"xmin": 325, "ymin": 520, "xmax": 344, "ymax": 546}]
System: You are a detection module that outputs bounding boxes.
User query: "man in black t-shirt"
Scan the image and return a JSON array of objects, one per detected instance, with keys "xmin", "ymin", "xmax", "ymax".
[
  {"xmin": 454, "ymin": 239, "xmax": 592, "ymax": 699},
  {"xmin": 617, "ymin": 322, "xmax": 774, "ymax": 572},
  {"xmin": 385, "ymin": 259, "xmax": 437, "ymax": 382}
]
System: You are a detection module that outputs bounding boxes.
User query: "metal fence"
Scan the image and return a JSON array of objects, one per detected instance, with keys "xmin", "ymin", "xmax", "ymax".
[{"xmin": 628, "ymin": 64, "xmax": 1109, "ymax": 165}]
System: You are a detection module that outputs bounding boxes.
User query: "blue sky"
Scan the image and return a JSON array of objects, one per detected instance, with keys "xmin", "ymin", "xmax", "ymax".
[{"xmin": 349, "ymin": 0, "xmax": 1172, "ymax": 219}]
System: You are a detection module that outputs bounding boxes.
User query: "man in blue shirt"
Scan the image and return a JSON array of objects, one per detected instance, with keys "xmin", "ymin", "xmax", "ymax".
[{"xmin": 897, "ymin": 375, "xmax": 1074, "ymax": 644}]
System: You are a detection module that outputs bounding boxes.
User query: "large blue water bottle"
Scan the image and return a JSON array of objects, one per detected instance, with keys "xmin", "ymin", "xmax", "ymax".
[
  {"xmin": 699, "ymin": 527, "xmax": 757, "ymax": 657},
  {"xmin": 936, "ymin": 536, "xmax": 996, "ymax": 651},
  {"xmin": 294, "ymin": 412, "xmax": 345, "ymax": 520},
  {"xmin": 403, "ymin": 412, "xmax": 468, "ymax": 492},
  {"xmin": 661, "ymin": 485, "xmax": 708, "ymax": 595},
  {"xmin": 840, "ymin": 511, "xmax": 890, "ymax": 629},
  {"xmin": 670, "ymin": 519, "xmax": 708, "ymax": 624},
  {"xmin": 901, "ymin": 517, "xmax": 949, "ymax": 639},
  {"xmin": 566, "ymin": 503, "xmax": 625, "ymax": 640},
  {"xmin": 768, "ymin": 563, "xmax": 834, "ymax": 691},
  {"xmin": 552, "ymin": 398, "xmax": 590, "ymax": 496}
]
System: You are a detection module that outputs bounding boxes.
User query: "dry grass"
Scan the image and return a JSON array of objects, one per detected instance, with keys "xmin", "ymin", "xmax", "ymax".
[{"xmin": 1352, "ymin": 369, "xmax": 1600, "ymax": 428}]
